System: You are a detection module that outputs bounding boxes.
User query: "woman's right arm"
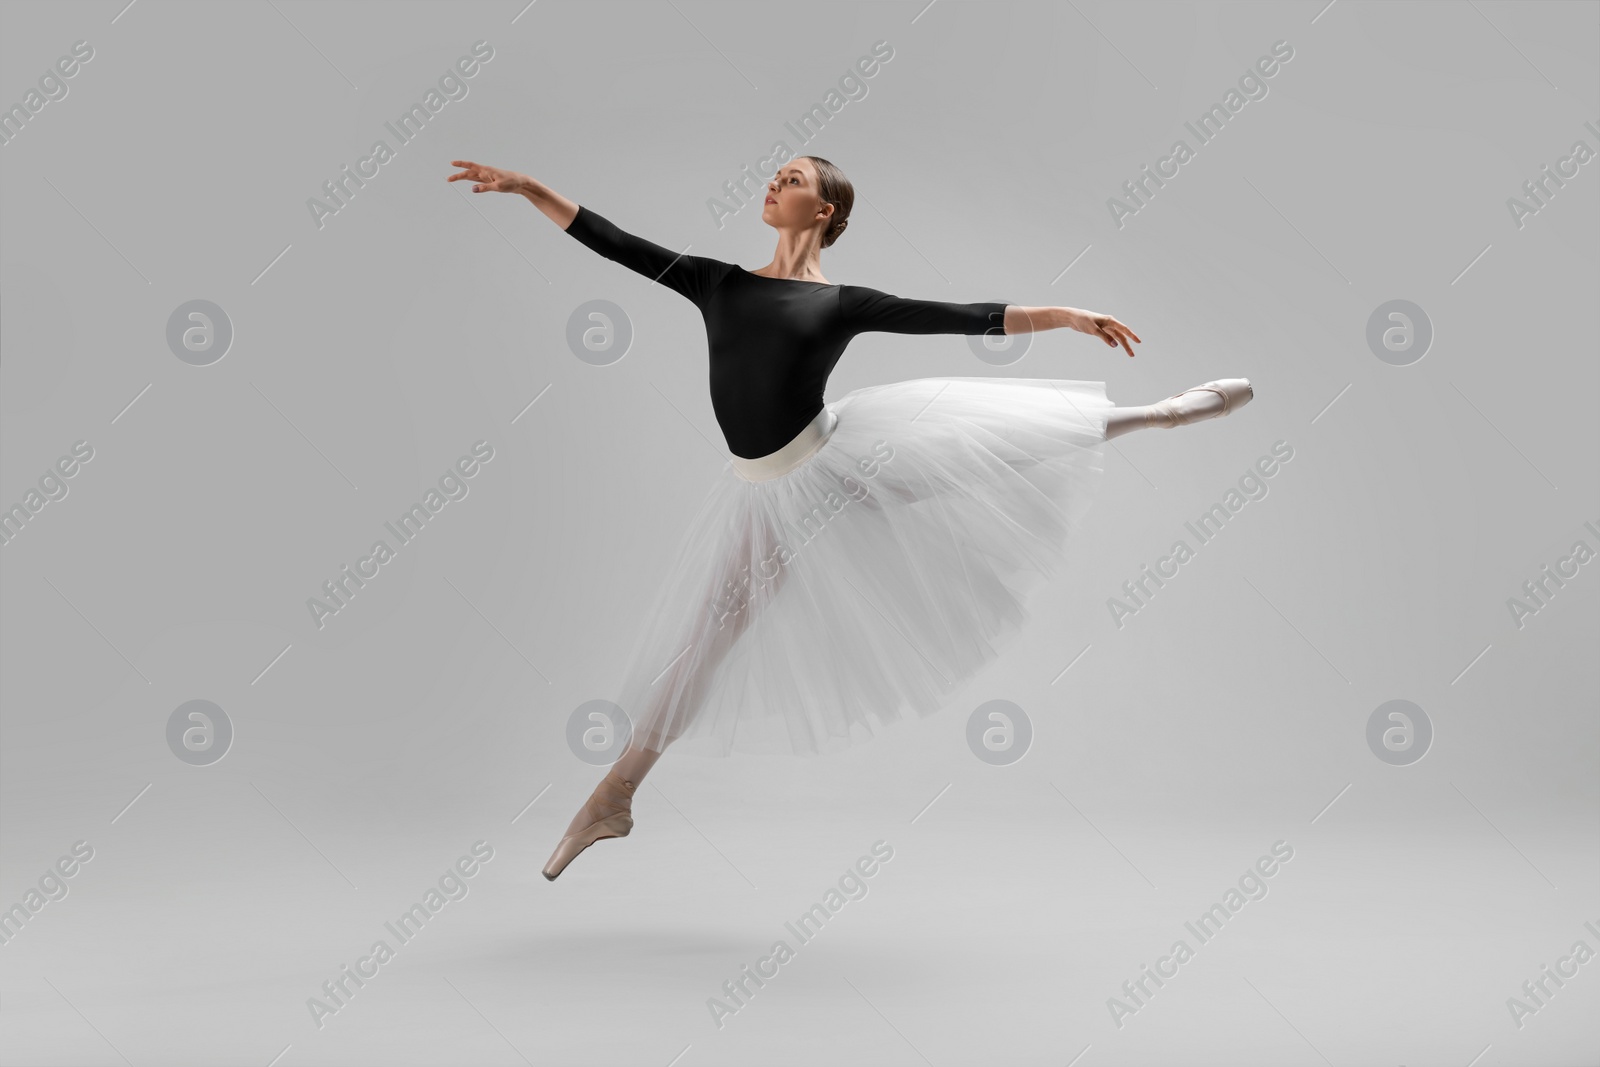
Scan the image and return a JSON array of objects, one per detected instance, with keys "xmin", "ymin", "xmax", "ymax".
[
  {"xmin": 448, "ymin": 160, "xmax": 730, "ymax": 305},
  {"xmin": 447, "ymin": 160, "xmax": 576, "ymax": 228},
  {"xmin": 518, "ymin": 175, "xmax": 579, "ymax": 229}
]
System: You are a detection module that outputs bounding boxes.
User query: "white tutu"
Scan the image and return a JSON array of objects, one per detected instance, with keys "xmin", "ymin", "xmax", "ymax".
[{"xmin": 610, "ymin": 376, "xmax": 1113, "ymax": 757}]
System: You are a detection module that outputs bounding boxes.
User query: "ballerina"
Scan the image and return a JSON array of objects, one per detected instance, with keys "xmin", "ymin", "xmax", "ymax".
[{"xmin": 445, "ymin": 156, "xmax": 1252, "ymax": 881}]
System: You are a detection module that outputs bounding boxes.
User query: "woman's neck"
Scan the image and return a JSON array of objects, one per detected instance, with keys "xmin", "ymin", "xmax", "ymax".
[{"xmin": 755, "ymin": 235, "xmax": 828, "ymax": 282}]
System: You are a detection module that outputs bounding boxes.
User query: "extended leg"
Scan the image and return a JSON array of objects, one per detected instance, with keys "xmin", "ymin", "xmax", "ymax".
[{"xmin": 1104, "ymin": 378, "xmax": 1253, "ymax": 439}]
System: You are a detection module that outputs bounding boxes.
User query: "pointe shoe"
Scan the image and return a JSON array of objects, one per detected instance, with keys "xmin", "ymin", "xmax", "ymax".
[
  {"xmin": 1146, "ymin": 378, "xmax": 1253, "ymax": 429},
  {"xmin": 542, "ymin": 774, "xmax": 636, "ymax": 881}
]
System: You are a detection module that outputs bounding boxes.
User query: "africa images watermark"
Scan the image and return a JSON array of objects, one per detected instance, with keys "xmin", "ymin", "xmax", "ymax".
[
  {"xmin": 1108, "ymin": 39, "xmax": 1295, "ymax": 229},
  {"xmin": 705, "ymin": 40, "xmax": 895, "ymax": 230},
  {"xmin": 307, "ymin": 40, "xmax": 495, "ymax": 230},
  {"xmin": 1506, "ymin": 119, "xmax": 1599, "ymax": 231},
  {"xmin": 307, "ymin": 441, "xmax": 496, "ymax": 629},
  {"xmin": 306, "ymin": 840, "xmax": 494, "ymax": 1029},
  {"xmin": 707, "ymin": 840, "xmax": 895, "ymax": 1029},
  {"xmin": 0, "ymin": 39, "xmax": 95, "ymax": 147},
  {"xmin": 1106, "ymin": 839, "xmax": 1295, "ymax": 1029},
  {"xmin": 0, "ymin": 840, "xmax": 95, "ymax": 947},
  {"xmin": 1107, "ymin": 440, "xmax": 1295, "ymax": 628},
  {"xmin": 0, "ymin": 439, "xmax": 94, "ymax": 548},
  {"xmin": 1505, "ymin": 519, "xmax": 1599, "ymax": 630},
  {"xmin": 1504, "ymin": 917, "xmax": 1600, "ymax": 1030}
]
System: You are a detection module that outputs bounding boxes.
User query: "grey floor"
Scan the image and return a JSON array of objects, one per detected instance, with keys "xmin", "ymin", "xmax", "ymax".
[{"xmin": 4, "ymin": 731, "xmax": 1597, "ymax": 1066}]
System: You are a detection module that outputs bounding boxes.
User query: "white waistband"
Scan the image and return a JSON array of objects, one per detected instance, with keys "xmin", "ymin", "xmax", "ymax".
[{"xmin": 731, "ymin": 407, "xmax": 838, "ymax": 481}]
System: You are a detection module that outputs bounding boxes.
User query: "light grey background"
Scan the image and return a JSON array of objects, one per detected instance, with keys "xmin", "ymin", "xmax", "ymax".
[{"xmin": 2, "ymin": 1, "xmax": 1596, "ymax": 1064}]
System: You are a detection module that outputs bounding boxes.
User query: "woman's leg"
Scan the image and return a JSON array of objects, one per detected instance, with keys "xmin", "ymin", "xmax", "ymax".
[
  {"xmin": 1105, "ymin": 403, "xmax": 1179, "ymax": 439},
  {"xmin": 554, "ymin": 512, "xmax": 783, "ymax": 839},
  {"xmin": 1104, "ymin": 380, "xmax": 1250, "ymax": 440},
  {"xmin": 552, "ymin": 748, "xmax": 661, "ymax": 841}
]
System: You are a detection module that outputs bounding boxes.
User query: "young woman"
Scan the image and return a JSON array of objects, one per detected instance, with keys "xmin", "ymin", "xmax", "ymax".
[{"xmin": 445, "ymin": 157, "xmax": 1252, "ymax": 881}]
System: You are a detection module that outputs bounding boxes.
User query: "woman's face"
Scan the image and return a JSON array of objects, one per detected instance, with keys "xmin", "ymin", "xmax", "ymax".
[{"xmin": 762, "ymin": 159, "xmax": 830, "ymax": 237}]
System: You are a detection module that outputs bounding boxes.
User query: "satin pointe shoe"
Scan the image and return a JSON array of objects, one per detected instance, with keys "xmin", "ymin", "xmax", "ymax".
[
  {"xmin": 1146, "ymin": 378, "xmax": 1253, "ymax": 429},
  {"xmin": 542, "ymin": 773, "xmax": 636, "ymax": 881}
]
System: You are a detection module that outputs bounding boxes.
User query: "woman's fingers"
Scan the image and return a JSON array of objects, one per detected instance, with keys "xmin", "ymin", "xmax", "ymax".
[
  {"xmin": 447, "ymin": 161, "xmax": 503, "ymax": 186},
  {"xmin": 1099, "ymin": 320, "xmax": 1139, "ymax": 357},
  {"xmin": 446, "ymin": 162, "xmax": 520, "ymax": 193},
  {"xmin": 1093, "ymin": 315, "xmax": 1141, "ymax": 357},
  {"xmin": 1109, "ymin": 317, "xmax": 1142, "ymax": 344}
]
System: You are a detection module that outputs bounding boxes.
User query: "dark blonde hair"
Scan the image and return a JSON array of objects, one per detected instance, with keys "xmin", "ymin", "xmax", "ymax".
[{"xmin": 801, "ymin": 156, "xmax": 854, "ymax": 249}]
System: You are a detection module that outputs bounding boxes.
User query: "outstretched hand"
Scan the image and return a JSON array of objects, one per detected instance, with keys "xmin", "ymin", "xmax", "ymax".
[
  {"xmin": 1064, "ymin": 308, "xmax": 1141, "ymax": 357},
  {"xmin": 447, "ymin": 160, "xmax": 526, "ymax": 194}
]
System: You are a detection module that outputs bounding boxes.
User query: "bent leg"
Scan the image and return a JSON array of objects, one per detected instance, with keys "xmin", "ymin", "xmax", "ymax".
[
  {"xmin": 628, "ymin": 510, "xmax": 788, "ymax": 752},
  {"xmin": 558, "ymin": 511, "xmax": 787, "ymax": 836}
]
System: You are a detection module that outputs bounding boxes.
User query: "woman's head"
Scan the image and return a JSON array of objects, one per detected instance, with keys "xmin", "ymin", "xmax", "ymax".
[{"xmin": 762, "ymin": 156, "xmax": 854, "ymax": 249}]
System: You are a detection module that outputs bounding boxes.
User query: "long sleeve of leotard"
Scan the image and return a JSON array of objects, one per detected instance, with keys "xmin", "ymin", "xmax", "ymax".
[
  {"xmin": 839, "ymin": 284, "xmax": 1009, "ymax": 337},
  {"xmin": 563, "ymin": 204, "xmax": 727, "ymax": 307}
]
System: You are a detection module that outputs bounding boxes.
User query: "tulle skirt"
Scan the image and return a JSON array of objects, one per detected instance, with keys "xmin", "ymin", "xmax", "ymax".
[{"xmin": 610, "ymin": 376, "xmax": 1113, "ymax": 757}]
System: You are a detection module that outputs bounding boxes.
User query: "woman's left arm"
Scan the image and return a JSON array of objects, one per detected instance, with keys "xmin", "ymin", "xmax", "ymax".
[
  {"xmin": 840, "ymin": 286, "xmax": 1141, "ymax": 358},
  {"xmin": 1003, "ymin": 306, "xmax": 1142, "ymax": 358}
]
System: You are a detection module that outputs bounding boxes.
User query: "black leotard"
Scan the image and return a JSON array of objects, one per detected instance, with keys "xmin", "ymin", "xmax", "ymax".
[{"xmin": 564, "ymin": 204, "xmax": 1011, "ymax": 459}]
